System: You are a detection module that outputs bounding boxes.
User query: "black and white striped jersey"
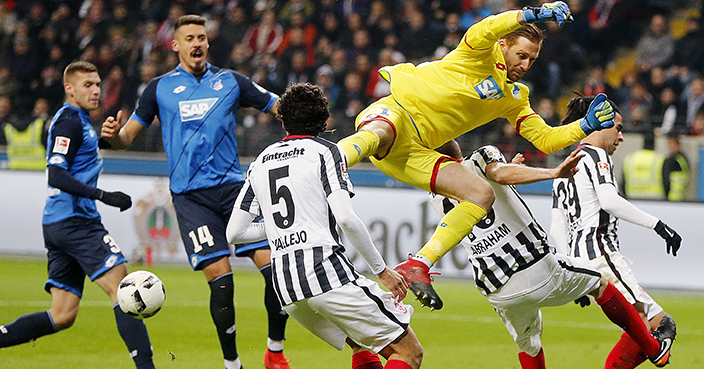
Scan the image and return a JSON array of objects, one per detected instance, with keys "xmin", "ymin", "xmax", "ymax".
[
  {"xmin": 552, "ymin": 144, "xmax": 620, "ymax": 260},
  {"xmin": 430, "ymin": 146, "xmax": 552, "ymax": 296},
  {"xmin": 235, "ymin": 136, "xmax": 359, "ymax": 305}
]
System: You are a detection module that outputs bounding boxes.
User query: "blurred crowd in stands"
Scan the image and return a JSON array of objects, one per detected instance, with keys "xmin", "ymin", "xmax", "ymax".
[{"xmin": 0, "ymin": 0, "xmax": 701, "ymax": 164}]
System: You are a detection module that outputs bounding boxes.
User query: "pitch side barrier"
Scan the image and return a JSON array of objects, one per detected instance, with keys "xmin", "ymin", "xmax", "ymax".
[{"xmin": 0, "ymin": 153, "xmax": 702, "ymax": 290}]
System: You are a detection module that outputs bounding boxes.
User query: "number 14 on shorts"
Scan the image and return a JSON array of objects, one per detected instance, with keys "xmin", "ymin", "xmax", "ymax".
[{"xmin": 189, "ymin": 225, "xmax": 215, "ymax": 253}]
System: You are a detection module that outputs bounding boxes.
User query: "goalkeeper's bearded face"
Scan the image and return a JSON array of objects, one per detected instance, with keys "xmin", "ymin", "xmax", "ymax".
[{"xmin": 499, "ymin": 37, "xmax": 540, "ymax": 82}]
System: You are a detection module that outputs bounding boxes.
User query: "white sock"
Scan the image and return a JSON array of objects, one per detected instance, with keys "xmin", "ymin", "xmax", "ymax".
[
  {"xmin": 224, "ymin": 358, "xmax": 242, "ymax": 369},
  {"xmin": 412, "ymin": 254, "xmax": 433, "ymax": 268},
  {"xmin": 267, "ymin": 337, "xmax": 284, "ymax": 352}
]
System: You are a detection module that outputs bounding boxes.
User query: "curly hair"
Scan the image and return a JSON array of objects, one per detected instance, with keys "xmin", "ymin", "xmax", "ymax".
[
  {"xmin": 277, "ymin": 83, "xmax": 330, "ymax": 136},
  {"xmin": 561, "ymin": 95, "xmax": 621, "ymax": 125}
]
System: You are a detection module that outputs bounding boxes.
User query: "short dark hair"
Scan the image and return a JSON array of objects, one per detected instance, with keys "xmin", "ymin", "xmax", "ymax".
[
  {"xmin": 502, "ymin": 24, "xmax": 545, "ymax": 47},
  {"xmin": 173, "ymin": 14, "xmax": 206, "ymax": 32},
  {"xmin": 63, "ymin": 61, "xmax": 98, "ymax": 84},
  {"xmin": 278, "ymin": 83, "xmax": 330, "ymax": 136},
  {"xmin": 561, "ymin": 95, "xmax": 621, "ymax": 125}
]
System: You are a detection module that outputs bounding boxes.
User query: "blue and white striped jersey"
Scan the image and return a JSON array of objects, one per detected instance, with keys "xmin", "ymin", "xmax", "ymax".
[
  {"xmin": 43, "ymin": 103, "xmax": 102, "ymax": 224},
  {"xmin": 130, "ymin": 63, "xmax": 278, "ymax": 194},
  {"xmin": 430, "ymin": 146, "xmax": 552, "ymax": 295},
  {"xmin": 552, "ymin": 144, "xmax": 620, "ymax": 259},
  {"xmin": 234, "ymin": 136, "xmax": 358, "ymax": 305}
]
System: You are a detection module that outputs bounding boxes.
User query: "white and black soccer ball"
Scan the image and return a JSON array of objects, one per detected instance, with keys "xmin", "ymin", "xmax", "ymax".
[{"xmin": 117, "ymin": 271, "xmax": 165, "ymax": 319}]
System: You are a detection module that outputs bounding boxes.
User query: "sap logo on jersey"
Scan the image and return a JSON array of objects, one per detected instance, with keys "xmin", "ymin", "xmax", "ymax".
[
  {"xmin": 474, "ymin": 76, "xmax": 505, "ymax": 100},
  {"xmin": 179, "ymin": 98, "xmax": 219, "ymax": 121}
]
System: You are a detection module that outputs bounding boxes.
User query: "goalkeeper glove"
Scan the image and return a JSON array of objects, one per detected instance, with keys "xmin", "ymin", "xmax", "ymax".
[
  {"xmin": 100, "ymin": 191, "xmax": 132, "ymax": 212},
  {"xmin": 522, "ymin": 1, "xmax": 574, "ymax": 26},
  {"xmin": 579, "ymin": 93, "xmax": 615, "ymax": 135},
  {"xmin": 654, "ymin": 220, "xmax": 681, "ymax": 257}
]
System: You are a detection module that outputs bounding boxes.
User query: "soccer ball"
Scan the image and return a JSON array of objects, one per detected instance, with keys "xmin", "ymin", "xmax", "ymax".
[{"xmin": 117, "ymin": 271, "xmax": 165, "ymax": 319}]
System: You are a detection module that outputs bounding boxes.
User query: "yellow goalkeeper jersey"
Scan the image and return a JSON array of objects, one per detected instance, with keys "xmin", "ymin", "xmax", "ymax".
[{"xmin": 379, "ymin": 10, "xmax": 585, "ymax": 154}]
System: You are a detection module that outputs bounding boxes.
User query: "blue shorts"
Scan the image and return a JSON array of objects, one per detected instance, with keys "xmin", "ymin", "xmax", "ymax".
[
  {"xmin": 171, "ymin": 182, "xmax": 268, "ymax": 270},
  {"xmin": 43, "ymin": 217, "xmax": 127, "ymax": 298}
]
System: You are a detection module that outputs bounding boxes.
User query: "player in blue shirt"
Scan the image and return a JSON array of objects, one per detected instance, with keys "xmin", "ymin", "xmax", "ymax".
[
  {"xmin": 101, "ymin": 15, "xmax": 289, "ymax": 369},
  {"xmin": 0, "ymin": 61, "xmax": 155, "ymax": 369}
]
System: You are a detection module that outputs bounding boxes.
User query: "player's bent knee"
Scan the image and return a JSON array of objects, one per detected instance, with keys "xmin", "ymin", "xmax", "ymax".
[
  {"xmin": 588, "ymin": 276, "xmax": 609, "ymax": 299},
  {"xmin": 50, "ymin": 309, "xmax": 78, "ymax": 330},
  {"xmin": 359, "ymin": 119, "xmax": 394, "ymax": 143},
  {"xmin": 385, "ymin": 327, "xmax": 423, "ymax": 368},
  {"xmin": 463, "ymin": 183, "xmax": 494, "ymax": 210},
  {"xmin": 410, "ymin": 343, "xmax": 424, "ymax": 368},
  {"xmin": 202, "ymin": 257, "xmax": 233, "ymax": 282}
]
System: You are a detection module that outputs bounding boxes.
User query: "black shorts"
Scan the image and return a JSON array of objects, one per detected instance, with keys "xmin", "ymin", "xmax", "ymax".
[
  {"xmin": 171, "ymin": 182, "xmax": 268, "ymax": 270},
  {"xmin": 43, "ymin": 217, "xmax": 127, "ymax": 298}
]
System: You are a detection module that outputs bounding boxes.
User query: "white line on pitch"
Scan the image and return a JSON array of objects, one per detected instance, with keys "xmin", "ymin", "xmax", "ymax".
[{"xmin": 2, "ymin": 300, "xmax": 702, "ymax": 336}]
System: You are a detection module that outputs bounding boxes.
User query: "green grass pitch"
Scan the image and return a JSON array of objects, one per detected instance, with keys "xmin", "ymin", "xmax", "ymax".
[{"xmin": 1, "ymin": 256, "xmax": 702, "ymax": 369}]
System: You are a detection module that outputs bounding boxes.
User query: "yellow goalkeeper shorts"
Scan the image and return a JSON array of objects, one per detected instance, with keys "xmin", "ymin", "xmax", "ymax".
[{"xmin": 355, "ymin": 96, "xmax": 457, "ymax": 193}]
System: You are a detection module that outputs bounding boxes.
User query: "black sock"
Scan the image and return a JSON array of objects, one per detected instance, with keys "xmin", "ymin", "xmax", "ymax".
[
  {"xmin": 113, "ymin": 304, "xmax": 155, "ymax": 369},
  {"xmin": 0, "ymin": 310, "xmax": 57, "ymax": 347},
  {"xmin": 260, "ymin": 264, "xmax": 288, "ymax": 344},
  {"xmin": 209, "ymin": 273, "xmax": 238, "ymax": 361}
]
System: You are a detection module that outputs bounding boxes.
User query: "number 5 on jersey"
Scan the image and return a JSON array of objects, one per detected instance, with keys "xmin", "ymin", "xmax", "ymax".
[
  {"xmin": 189, "ymin": 225, "xmax": 214, "ymax": 253},
  {"xmin": 269, "ymin": 166, "xmax": 295, "ymax": 229}
]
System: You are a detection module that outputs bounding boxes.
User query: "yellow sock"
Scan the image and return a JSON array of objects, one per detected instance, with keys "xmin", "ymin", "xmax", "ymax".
[
  {"xmin": 338, "ymin": 130, "xmax": 380, "ymax": 167},
  {"xmin": 417, "ymin": 201, "xmax": 487, "ymax": 264}
]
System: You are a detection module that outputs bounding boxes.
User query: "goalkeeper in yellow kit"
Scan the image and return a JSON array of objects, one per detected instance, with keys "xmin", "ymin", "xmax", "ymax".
[{"xmin": 338, "ymin": 2, "xmax": 617, "ymax": 310}]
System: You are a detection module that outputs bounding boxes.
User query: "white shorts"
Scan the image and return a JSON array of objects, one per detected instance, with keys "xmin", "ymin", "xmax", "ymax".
[
  {"xmin": 486, "ymin": 253, "xmax": 601, "ymax": 356},
  {"xmin": 588, "ymin": 251, "xmax": 663, "ymax": 320},
  {"xmin": 282, "ymin": 275, "xmax": 413, "ymax": 353}
]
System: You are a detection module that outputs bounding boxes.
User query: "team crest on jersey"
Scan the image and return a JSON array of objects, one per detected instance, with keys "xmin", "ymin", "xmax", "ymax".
[
  {"xmin": 511, "ymin": 84, "xmax": 521, "ymax": 99},
  {"xmin": 473, "ymin": 76, "xmax": 505, "ymax": 100},
  {"xmin": 598, "ymin": 161, "xmax": 610, "ymax": 177},
  {"xmin": 210, "ymin": 79, "xmax": 223, "ymax": 91},
  {"xmin": 53, "ymin": 136, "xmax": 70, "ymax": 154},
  {"xmin": 179, "ymin": 98, "xmax": 219, "ymax": 121}
]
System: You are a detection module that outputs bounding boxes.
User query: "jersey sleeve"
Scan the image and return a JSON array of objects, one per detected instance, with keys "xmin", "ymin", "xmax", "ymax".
[
  {"xmin": 47, "ymin": 110, "xmax": 83, "ymax": 170},
  {"xmin": 322, "ymin": 143, "xmax": 354, "ymax": 198},
  {"xmin": 232, "ymin": 71, "xmax": 278, "ymax": 112},
  {"xmin": 581, "ymin": 147, "xmax": 615, "ymax": 186},
  {"xmin": 549, "ymin": 207, "xmax": 570, "ymax": 255},
  {"xmin": 456, "ymin": 11, "xmax": 523, "ymax": 54},
  {"xmin": 471, "ymin": 145, "xmax": 507, "ymax": 174},
  {"xmin": 513, "ymin": 113, "xmax": 586, "ymax": 154},
  {"xmin": 130, "ymin": 78, "xmax": 160, "ymax": 127},
  {"xmin": 234, "ymin": 175, "xmax": 261, "ymax": 216}
]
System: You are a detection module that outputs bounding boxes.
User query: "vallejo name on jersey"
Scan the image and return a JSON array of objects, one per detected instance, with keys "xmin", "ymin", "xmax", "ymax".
[
  {"xmin": 179, "ymin": 98, "xmax": 219, "ymax": 121},
  {"xmin": 272, "ymin": 230, "xmax": 308, "ymax": 251},
  {"xmin": 262, "ymin": 147, "xmax": 305, "ymax": 163}
]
